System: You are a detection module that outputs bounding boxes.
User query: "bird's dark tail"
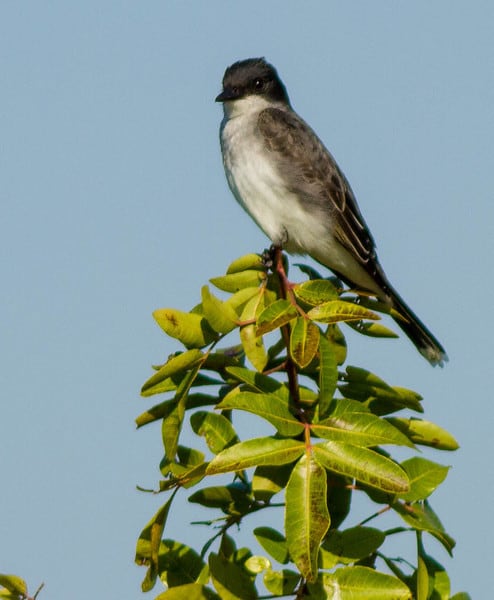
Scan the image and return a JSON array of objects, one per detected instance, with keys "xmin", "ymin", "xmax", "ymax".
[{"xmin": 389, "ymin": 289, "xmax": 448, "ymax": 367}]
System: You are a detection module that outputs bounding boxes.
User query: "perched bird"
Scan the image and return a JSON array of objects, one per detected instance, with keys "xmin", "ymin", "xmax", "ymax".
[{"xmin": 216, "ymin": 57, "xmax": 447, "ymax": 366}]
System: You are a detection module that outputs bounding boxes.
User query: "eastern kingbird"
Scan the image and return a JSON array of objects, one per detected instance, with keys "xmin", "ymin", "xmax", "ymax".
[{"xmin": 216, "ymin": 58, "xmax": 447, "ymax": 366}]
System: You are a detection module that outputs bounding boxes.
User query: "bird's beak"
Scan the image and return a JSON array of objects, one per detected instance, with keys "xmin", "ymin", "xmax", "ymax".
[{"xmin": 215, "ymin": 87, "xmax": 239, "ymax": 102}]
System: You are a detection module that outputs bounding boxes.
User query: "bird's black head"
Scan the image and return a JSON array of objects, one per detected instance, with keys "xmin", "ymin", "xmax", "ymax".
[{"xmin": 215, "ymin": 58, "xmax": 290, "ymax": 105}]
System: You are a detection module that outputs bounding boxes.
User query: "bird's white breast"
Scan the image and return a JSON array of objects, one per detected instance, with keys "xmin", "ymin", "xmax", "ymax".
[{"xmin": 219, "ymin": 96, "xmax": 330, "ymax": 255}]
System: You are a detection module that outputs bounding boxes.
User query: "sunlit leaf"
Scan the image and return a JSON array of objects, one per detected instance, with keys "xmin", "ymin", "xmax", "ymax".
[
  {"xmin": 263, "ymin": 569, "xmax": 300, "ymax": 595},
  {"xmin": 0, "ymin": 575, "xmax": 27, "ymax": 596},
  {"xmin": 136, "ymin": 398, "xmax": 178, "ymax": 428},
  {"xmin": 285, "ymin": 454, "xmax": 330, "ymax": 582},
  {"xmin": 253, "ymin": 527, "xmax": 289, "ymax": 564},
  {"xmin": 201, "ymin": 286, "xmax": 238, "ymax": 334},
  {"xmin": 339, "ymin": 366, "xmax": 423, "ymax": 415},
  {"xmin": 392, "ymin": 500, "xmax": 455, "ymax": 555},
  {"xmin": 226, "ymin": 254, "xmax": 265, "ymax": 274},
  {"xmin": 153, "ymin": 309, "xmax": 218, "ymax": 348},
  {"xmin": 346, "ymin": 320, "xmax": 399, "ymax": 338},
  {"xmin": 313, "ymin": 441, "xmax": 409, "ymax": 493},
  {"xmin": 312, "ymin": 399, "xmax": 413, "ymax": 448},
  {"xmin": 318, "ymin": 334, "xmax": 338, "ymax": 418},
  {"xmin": 387, "ymin": 417, "xmax": 459, "ymax": 450},
  {"xmin": 290, "ymin": 317, "xmax": 320, "ymax": 368},
  {"xmin": 135, "ymin": 490, "xmax": 178, "ymax": 591},
  {"xmin": 239, "ymin": 290, "xmax": 268, "ymax": 372},
  {"xmin": 307, "ymin": 566, "xmax": 412, "ymax": 599},
  {"xmin": 225, "ymin": 367, "xmax": 287, "ymax": 399},
  {"xmin": 161, "ymin": 445, "xmax": 205, "ymax": 478},
  {"xmin": 154, "ymin": 583, "xmax": 220, "ymax": 599},
  {"xmin": 141, "ymin": 349, "xmax": 204, "ymax": 395},
  {"xmin": 399, "ymin": 457, "xmax": 449, "ymax": 502},
  {"xmin": 293, "ymin": 279, "xmax": 339, "ymax": 306},
  {"xmin": 210, "ymin": 270, "xmax": 266, "ymax": 293},
  {"xmin": 308, "ymin": 300, "xmax": 380, "ymax": 324},
  {"xmin": 208, "ymin": 553, "xmax": 257, "ymax": 599},
  {"xmin": 217, "ymin": 391, "xmax": 304, "ymax": 437},
  {"xmin": 223, "ymin": 287, "xmax": 260, "ymax": 315},
  {"xmin": 190, "ymin": 411, "xmax": 238, "ymax": 454},
  {"xmin": 256, "ymin": 299, "xmax": 298, "ymax": 336},
  {"xmin": 162, "ymin": 364, "xmax": 201, "ymax": 461},
  {"xmin": 207, "ymin": 437, "xmax": 304, "ymax": 475}
]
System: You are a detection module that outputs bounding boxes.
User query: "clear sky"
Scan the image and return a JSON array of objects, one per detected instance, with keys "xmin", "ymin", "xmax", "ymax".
[{"xmin": 1, "ymin": 2, "xmax": 492, "ymax": 598}]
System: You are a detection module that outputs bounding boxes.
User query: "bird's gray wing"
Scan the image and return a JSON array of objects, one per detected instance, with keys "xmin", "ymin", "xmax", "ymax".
[{"xmin": 258, "ymin": 107, "xmax": 378, "ymax": 274}]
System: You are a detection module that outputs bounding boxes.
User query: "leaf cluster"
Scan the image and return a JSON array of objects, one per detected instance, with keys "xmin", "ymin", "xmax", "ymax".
[{"xmin": 136, "ymin": 254, "xmax": 469, "ymax": 599}]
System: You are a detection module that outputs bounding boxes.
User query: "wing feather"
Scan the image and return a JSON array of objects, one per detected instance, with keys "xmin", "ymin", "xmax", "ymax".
[{"xmin": 257, "ymin": 107, "xmax": 377, "ymax": 271}]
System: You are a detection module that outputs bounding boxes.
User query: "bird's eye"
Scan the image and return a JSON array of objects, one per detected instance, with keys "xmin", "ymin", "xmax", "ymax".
[{"xmin": 254, "ymin": 78, "xmax": 264, "ymax": 90}]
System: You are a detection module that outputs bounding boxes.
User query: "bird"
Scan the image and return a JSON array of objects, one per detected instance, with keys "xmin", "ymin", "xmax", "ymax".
[{"xmin": 216, "ymin": 57, "xmax": 447, "ymax": 366}]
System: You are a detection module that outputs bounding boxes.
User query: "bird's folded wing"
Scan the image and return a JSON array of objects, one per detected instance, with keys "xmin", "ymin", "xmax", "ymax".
[{"xmin": 258, "ymin": 107, "xmax": 376, "ymax": 269}]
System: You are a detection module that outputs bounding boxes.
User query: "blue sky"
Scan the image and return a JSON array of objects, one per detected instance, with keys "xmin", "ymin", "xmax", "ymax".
[{"xmin": 1, "ymin": 2, "xmax": 492, "ymax": 598}]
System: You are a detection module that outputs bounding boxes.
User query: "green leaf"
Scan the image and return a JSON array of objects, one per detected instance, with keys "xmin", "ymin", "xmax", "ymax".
[
  {"xmin": 392, "ymin": 500, "xmax": 455, "ymax": 555},
  {"xmin": 253, "ymin": 527, "xmax": 289, "ymax": 564},
  {"xmin": 317, "ymin": 334, "xmax": 338, "ymax": 418},
  {"xmin": 162, "ymin": 364, "xmax": 201, "ymax": 461},
  {"xmin": 290, "ymin": 317, "xmax": 320, "ymax": 368},
  {"xmin": 157, "ymin": 462, "xmax": 208, "ymax": 492},
  {"xmin": 153, "ymin": 308, "xmax": 218, "ymax": 348},
  {"xmin": 416, "ymin": 549, "xmax": 429, "ymax": 600},
  {"xmin": 225, "ymin": 367, "xmax": 287, "ymax": 399},
  {"xmin": 256, "ymin": 299, "xmax": 298, "ymax": 336},
  {"xmin": 154, "ymin": 583, "xmax": 220, "ymax": 600},
  {"xmin": 252, "ymin": 463, "xmax": 293, "ymax": 502},
  {"xmin": 0, "ymin": 575, "xmax": 27, "ymax": 596},
  {"xmin": 325, "ymin": 324, "xmax": 347, "ymax": 365},
  {"xmin": 326, "ymin": 475, "xmax": 352, "ymax": 531},
  {"xmin": 239, "ymin": 290, "xmax": 268, "ymax": 372},
  {"xmin": 201, "ymin": 285, "xmax": 239, "ymax": 334},
  {"xmin": 293, "ymin": 279, "xmax": 339, "ymax": 306},
  {"xmin": 415, "ymin": 536, "xmax": 450, "ymax": 600},
  {"xmin": 158, "ymin": 539, "xmax": 207, "ymax": 587},
  {"xmin": 223, "ymin": 287, "xmax": 261, "ymax": 315},
  {"xmin": 226, "ymin": 253, "xmax": 265, "ymax": 274},
  {"xmin": 136, "ymin": 397, "xmax": 178, "ymax": 427},
  {"xmin": 307, "ymin": 566, "xmax": 412, "ymax": 599},
  {"xmin": 308, "ymin": 300, "xmax": 380, "ymax": 324},
  {"xmin": 135, "ymin": 490, "xmax": 178, "ymax": 592},
  {"xmin": 313, "ymin": 441, "xmax": 409, "ymax": 493},
  {"xmin": 400, "ymin": 457, "xmax": 449, "ymax": 502},
  {"xmin": 141, "ymin": 349, "xmax": 204, "ymax": 395},
  {"xmin": 190, "ymin": 411, "xmax": 238, "ymax": 454},
  {"xmin": 346, "ymin": 320, "xmax": 399, "ymax": 338},
  {"xmin": 285, "ymin": 453, "xmax": 330, "ymax": 582},
  {"xmin": 210, "ymin": 270, "xmax": 266, "ymax": 293},
  {"xmin": 244, "ymin": 555, "xmax": 271, "ymax": 574},
  {"xmin": 188, "ymin": 483, "xmax": 252, "ymax": 515},
  {"xmin": 161, "ymin": 445, "xmax": 205, "ymax": 478},
  {"xmin": 322, "ymin": 527, "xmax": 385, "ymax": 565},
  {"xmin": 217, "ymin": 391, "xmax": 304, "ymax": 437},
  {"xmin": 387, "ymin": 417, "xmax": 459, "ymax": 450},
  {"xmin": 207, "ymin": 437, "xmax": 304, "ymax": 475},
  {"xmin": 263, "ymin": 569, "xmax": 300, "ymax": 595},
  {"xmin": 208, "ymin": 553, "xmax": 257, "ymax": 599},
  {"xmin": 312, "ymin": 399, "xmax": 413, "ymax": 448},
  {"xmin": 339, "ymin": 366, "xmax": 423, "ymax": 415}
]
